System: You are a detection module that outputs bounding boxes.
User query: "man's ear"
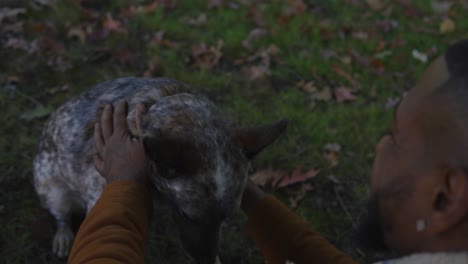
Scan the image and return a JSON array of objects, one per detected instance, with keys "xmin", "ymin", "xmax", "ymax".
[
  {"xmin": 427, "ymin": 167, "xmax": 468, "ymax": 234},
  {"xmin": 143, "ymin": 136, "xmax": 202, "ymax": 176},
  {"xmin": 234, "ymin": 119, "xmax": 288, "ymax": 159}
]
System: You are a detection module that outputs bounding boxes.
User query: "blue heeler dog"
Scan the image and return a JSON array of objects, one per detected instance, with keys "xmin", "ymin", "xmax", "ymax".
[{"xmin": 33, "ymin": 77, "xmax": 287, "ymax": 263}]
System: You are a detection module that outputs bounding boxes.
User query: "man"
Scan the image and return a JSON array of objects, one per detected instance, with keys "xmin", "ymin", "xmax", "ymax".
[{"xmin": 68, "ymin": 40, "xmax": 468, "ymax": 264}]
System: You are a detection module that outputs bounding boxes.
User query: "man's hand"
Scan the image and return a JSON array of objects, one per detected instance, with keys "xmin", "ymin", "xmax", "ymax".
[{"xmin": 93, "ymin": 100, "xmax": 148, "ymax": 186}]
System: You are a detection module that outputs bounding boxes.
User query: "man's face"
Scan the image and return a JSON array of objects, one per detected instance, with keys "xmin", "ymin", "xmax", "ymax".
[{"xmin": 359, "ymin": 91, "xmax": 434, "ymax": 254}]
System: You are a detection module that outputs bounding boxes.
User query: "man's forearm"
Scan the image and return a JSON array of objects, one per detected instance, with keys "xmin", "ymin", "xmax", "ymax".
[{"xmin": 68, "ymin": 180, "xmax": 153, "ymax": 264}]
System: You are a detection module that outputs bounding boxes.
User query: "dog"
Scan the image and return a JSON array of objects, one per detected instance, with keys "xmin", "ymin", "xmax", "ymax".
[{"xmin": 33, "ymin": 77, "xmax": 287, "ymax": 263}]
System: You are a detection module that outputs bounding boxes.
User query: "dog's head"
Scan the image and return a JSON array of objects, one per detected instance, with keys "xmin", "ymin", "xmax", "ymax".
[{"xmin": 136, "ymin": 93, "xmax": 287, "ymax": 263}]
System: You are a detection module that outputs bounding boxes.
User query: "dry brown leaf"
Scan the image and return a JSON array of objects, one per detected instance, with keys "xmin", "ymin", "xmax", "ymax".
[
  {"xmin": 103, "ymin": 13, "xmax": 127, "ymax": 34},
  {"xmin": 334, "ymin": 87, "xmax": 357, "ymax": 103},
  {"xmin": 207, "ymin": 0, "xmax": 224, "ymax": 9},
  {"xmin": 190, "ymin": 39, "xmax": 224, "ymax": 69},
  {"xmin": 315, "ymin": 86, "xmax": 332, "ymax": 101},
  {"xmin": 242, "ymin": 65, "xmax": 269, "ymax": 80},
  {"xmin": 242, "ymin": 28, "xmax": 268, "ymax": 51},
  {"xmin": 246, "ymin": 6, "xmax": 266, "ymax": 27},
  {"xmin": 296, "ymin": 80, "xmax": 316, "ymax": 93},
  {"xmin": 366, "ymin": 0, "xmax": 384, "ymax": 10},
  {"xmin": 440, "ymin": 18, "xmax": 455, "ymax": 33},
  {"xmin": 250, "ymin": 167, "xmax": 284, "ymax": 187},
  {"xmin": 0, "ymin": 8, "xmax": 26, "ymax": 23},
  {"xmin": 323, "ymin": 143, "xmax": 341, "ymax": 168},
  {"xmin": 186, "ymin": 13, "xmax": 207, "ymax": 27},
  {"xmin": 283, "ymin": 0, "xmax": 307, "ymax": 16},
  {"xmin": 332, "ymin": 64, "xmax": 359, "ymax": 88},
  {"xmin": 152, "ymin": 31, "xmax": 181, "ymax": 48},
  {"xmin": 431, "ymin": 1, "xmax": 452, "ymax": 13},
  {"xmin": 4, "ymin": 37, "xmax": 28, "ymax": 50},
  {"xmin": 68, "ymin": 26, "xmax": 86, "ymax": 43},
  {"xmin": 276, "ymin": 167, "xmax": 319, "ymax": 188},
  {"xmin": 370, "ymin": 58, "xmax": 385, "ymax": 75},
  {"xmin": 143, "ymin": 55, "xmax": 162, "ymax": 77},
  {"xmin": 352, "ymin": 30, "xmax": 368, "ymax": 40}
]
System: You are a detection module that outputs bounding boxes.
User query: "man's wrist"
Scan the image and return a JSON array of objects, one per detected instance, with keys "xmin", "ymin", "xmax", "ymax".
[{"xmin": 241, "ymin": 182, "xmax": 266, "ymax": 213}]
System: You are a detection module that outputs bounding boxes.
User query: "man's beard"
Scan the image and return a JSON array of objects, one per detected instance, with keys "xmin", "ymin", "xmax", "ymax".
[{"xmin": 354, "ymin": 194, "xmax": 391, "ymax": 254}]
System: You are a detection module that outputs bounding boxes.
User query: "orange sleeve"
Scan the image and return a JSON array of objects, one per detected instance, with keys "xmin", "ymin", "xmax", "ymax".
[
  {"xmin": 245, "ymin": 195, "xmax": 358, "ymax": 264},
  {"xmin": 68, "ymin": 180, "xmax": 153, "ymax": 264}
]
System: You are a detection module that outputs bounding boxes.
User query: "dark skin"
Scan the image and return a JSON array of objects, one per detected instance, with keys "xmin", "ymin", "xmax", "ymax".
[
  {"xmin": 373, "ymin": 92, "xmax": 468, "ymax": 254},
  {"xmin": 93, "ymin": 100, "xmax": 149, "ymax": 187}
]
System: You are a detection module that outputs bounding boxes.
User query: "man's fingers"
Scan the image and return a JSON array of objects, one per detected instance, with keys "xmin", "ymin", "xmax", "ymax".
[
  {"xmin": 93, "ymin": 154, "xmax": 104, "ymax": 175},
  {"xmin": 135, "ymin": 103, "xmax": 146, "ymax": 139},
  {"xmin": 114, "ymin": 99, "xmax": 128, "ymax": 132},
  {"xmin": 94, "ymin": 122, "xmax": 104, "ymax": 153},
  {"xmin": 101, "ymin": 104, "xmax": 113, "ymax": 139}
]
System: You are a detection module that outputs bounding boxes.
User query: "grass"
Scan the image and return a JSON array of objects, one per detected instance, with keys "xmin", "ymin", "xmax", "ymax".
[{"xmin": 1, "ymin": 0, "xmax": 467, "ymax": 263}]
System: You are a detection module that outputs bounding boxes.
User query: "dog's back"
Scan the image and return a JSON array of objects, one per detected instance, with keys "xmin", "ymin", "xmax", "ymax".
[
  {"xmin": 33, "ymin": 77, "xmax": 191, "ymax": 257},
  {"xmin": 33, "ymin": 77, "xmax": 287, "ymax": 263}
]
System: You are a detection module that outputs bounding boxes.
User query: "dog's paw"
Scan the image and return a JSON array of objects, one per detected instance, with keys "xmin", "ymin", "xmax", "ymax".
[{"xmin": 52, "ymin": 225, "xmax": 74, "ymax": 258}]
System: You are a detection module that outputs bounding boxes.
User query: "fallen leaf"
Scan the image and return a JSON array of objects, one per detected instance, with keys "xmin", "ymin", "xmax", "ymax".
[
  {"xmin": 352, "ymin": 30, "xmax": 368, "ymax": 40},
  {"xmin": 1, "ymin": 21, "xmax": 23, "ymax": 34},
  {"xmin": 431, "ymin": 0, "xmax": 452, "ymax": 13},
  {"xmin": 341, "ymin": 55, "xmax": 352, "ymax": 65},
  {"xmin": 412, "ymin": 49, "xmax": 428, "ymax": 63},
  {"xmin": 332, "ymin": 64, "xmax": 359, "ymax": 88},
  {"xmin": 366, "ymin": 0, "xmax": 384, "ymax": 10},
  {"xmin": 103, "ymin": 13, "xmax": 127, "ymax": 34},
  {"xmin": 207, "ymin": 0, "xmax": 224, "ymax": 9},
  {"xmin": 320, "ymin": 49, "xmax": 337, "ymax": 60},
  {"xmin": 47, "ymin": 85, "xmax": 69, "ymax": 95},
  {"xmin": 152, "ymin": 31, "xmax": 181, "ymax": 48},
  {"xmin": 186, "ymin": 13, "xmax": 207, "ymax": 27},
  {"xmin": 47, "ymin": 56, "xmax": 73, "ymax": 71},
  {"xmin": 323, "ymin": 143, "xmax": 341, "ymax": 168},
  {"xmin": 334, "ymin": 87, "xmax": 357, "ymax": 103},
  {"xmin": 68, "ymin": 26, "xmax": 87, "ymax": 43},
  {"xmin": 276, "ymin": 167, "xmax": 319, "ymax": 188},
  {"xmin": 289, "ymin": 183, "xmax": 313, "ymax": 208},
  {"xmin": 20, "ymin": 105, "xmax": 54, "ymax": 121},
  {"xmin": 250, "ymin": 167, "xmax": 285, "ymax": 187},
  {"xmin": 0, "ymin": 8, "xmax": 26, "ymax": 23},
  {"xmin": 283, "ymin": 0, "xmax": 307, "ymax": 16},
  {"xmin": 385, "ymin": 97, "xmax": 400, "ymax": 110},
  {"xmin": 369, "ymin": 58, "xmax": 385, "ymax": 75},
  {"xmin": 296, "ymin": 80, "xmax": 316, "ymax": 93},
  {"xmin": 246, "ymin": 6, "xmax": 266, "ymax": 27},
  {"xmin": 190, "ymin": 39, "xmax": 224, "ymax": 69},
  {"xmin": 42, "ymin": 37, "xmax": 65, "ymax": 53},
  {"xmin": 439, "ymin": 18, "xmax": 455, "ymax": 34},
  {"xmin": 242, "ymin": 65, "xmax": 269, "ymax": 80},
  {"xmin": 143, "ymin": 55, "xmax": 162, "ymax": 77},
  {"xmin": 314, "ymin": 86, "xmax": 332, "ymax": 101},
  {"xmin": 4, "ymin": 37, "xmax": 29, "ymax": 50},
  {"xmin": 242, "ymin": 28, "xmax": 268, "ymax": 51}
]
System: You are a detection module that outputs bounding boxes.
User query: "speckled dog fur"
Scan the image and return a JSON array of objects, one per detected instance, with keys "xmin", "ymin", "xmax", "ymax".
[{"xmin": 33, "ymin": 77, "xmax": 287, "ymax": 263}]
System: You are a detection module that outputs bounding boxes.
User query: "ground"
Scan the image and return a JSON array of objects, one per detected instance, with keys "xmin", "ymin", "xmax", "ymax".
[{"xmin": 1, "ymin": 0, "xmax": 467, "ymax": 263}]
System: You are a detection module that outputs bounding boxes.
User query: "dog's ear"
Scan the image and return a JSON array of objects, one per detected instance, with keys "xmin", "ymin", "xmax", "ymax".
[
  {"xmin": 143, "ymin": 136, "xmax": 202, "ymax": 176},
  {"xmin": 234, "ymin": 119, "xmax": 288, "ymax": 159}
]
